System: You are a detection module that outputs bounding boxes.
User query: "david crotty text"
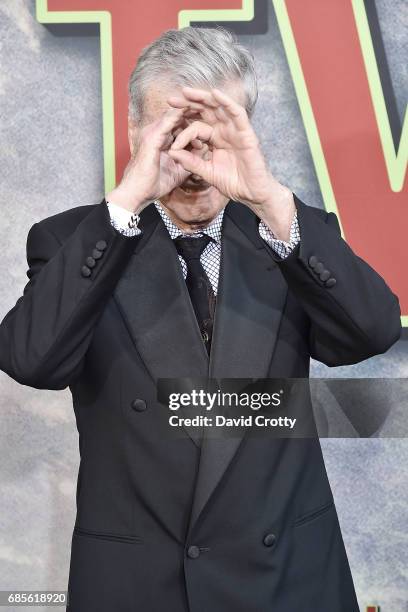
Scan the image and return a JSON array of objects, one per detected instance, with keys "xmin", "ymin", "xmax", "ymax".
[{"xmin": 169, "ymin": 415, "xmax": 297, "ymax": 429}]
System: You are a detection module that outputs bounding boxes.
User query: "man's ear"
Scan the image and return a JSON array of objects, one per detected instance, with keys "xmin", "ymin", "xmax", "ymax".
[{"xmin": 127, "ymin": 116, "xmax": 139, "ymax": 156}]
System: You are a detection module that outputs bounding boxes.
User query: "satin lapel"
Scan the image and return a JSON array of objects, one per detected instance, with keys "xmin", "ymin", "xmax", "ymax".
[
  {"xmin": 188, "ymin": 201, "xmax": 289, "ymax": 531},
  {"xmin": 113, "ymin": 204, "xmax": 209, "ymax": 446}
]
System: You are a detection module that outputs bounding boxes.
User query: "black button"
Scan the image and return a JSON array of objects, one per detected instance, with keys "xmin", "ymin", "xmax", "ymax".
[
  {"xmin": 81, "ymin": 265, "xmax": 91, "ymax": 278},
  {"xmin": 86, "ymin": 256, "xmax": 96, "ymax": 268},
  {"xmin": 131, "ymin": 399, "xmax": 147, "ymax": 412},
  {"xmin": 319, "ymin": 269, "xmax": 331, "ymax": 282},
  {"xmin": 92, "ymin": 248, "xmax": 103, "ymax": 260},
  {"xmin": 187, "ymin": 545, "xmax": 200, "ymax": 559},
  {"xmin": 263, "ymin": 533, "xmax": 276, "ymax": 547},
  {"xmin": 314, "ymin": 262, "xmax": 325, "ymax": 274},
  {"xmin": 308, "ymin": 255, "xmax": 318, "ymax": 268},
  {"xmin": 96, "ymin": 240, "xmax": 107, "ymax": 251},
  {"xmin": 325, "ymin": 277, "xmax": 337, "ymax": 288}
]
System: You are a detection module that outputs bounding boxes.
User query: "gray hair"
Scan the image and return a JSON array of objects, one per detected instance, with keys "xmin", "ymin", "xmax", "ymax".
[{"xmin": 128, "ymin": 26, "xmax": 258, "ymax": 121}]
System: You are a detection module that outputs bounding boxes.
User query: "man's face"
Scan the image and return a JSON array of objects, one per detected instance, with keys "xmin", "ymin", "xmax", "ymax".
[{"xmin": 128, "ymin": 80, "xmax": 247, "ymax": 231}]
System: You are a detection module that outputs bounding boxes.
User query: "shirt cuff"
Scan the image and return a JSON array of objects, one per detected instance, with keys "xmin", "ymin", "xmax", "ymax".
[
  {"xmin": 258, "ymin": 210, "xmax": 300, "ymax": 259},
  {"xmin": 106, "ymin": 200, "xmax": 142, "ymax": 237}
]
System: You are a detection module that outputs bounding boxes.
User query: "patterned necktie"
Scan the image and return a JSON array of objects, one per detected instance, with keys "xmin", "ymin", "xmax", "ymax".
[{"xmin": 174, "ymin": 235, "xmax": 216, "ymax": 354}]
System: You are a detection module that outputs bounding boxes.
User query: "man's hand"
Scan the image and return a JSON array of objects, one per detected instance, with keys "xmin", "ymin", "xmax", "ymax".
[
  {"xmin": 106, "ymin": 108, "xmax": 206, "ymax": 214},
  {"xmin": 167, "ymin": 86, "xmax": 295, "ymax": 241}
]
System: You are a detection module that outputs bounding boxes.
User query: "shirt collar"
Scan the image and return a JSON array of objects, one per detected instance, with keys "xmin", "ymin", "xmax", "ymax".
[{"xmin": 154, "ymin": 199, "xmax": 224, "ymax": 244}]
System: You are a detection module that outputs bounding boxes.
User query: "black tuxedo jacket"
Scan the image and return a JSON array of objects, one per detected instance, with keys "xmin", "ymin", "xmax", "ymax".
[{"xmin": 0, "ymin": 193, "xmax": 401, "ymax": 612}]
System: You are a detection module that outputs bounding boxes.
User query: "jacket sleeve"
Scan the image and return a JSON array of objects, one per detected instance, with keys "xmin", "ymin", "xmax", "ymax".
[
  {"xmin": 265, "ymin": 193, "xmax": 402, "ymax": 366},
  {"xmin": 0, "ymin": 200, "xmax": 141, "ymax": 390}
]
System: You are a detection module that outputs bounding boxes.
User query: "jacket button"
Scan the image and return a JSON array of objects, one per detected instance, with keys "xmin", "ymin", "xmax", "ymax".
[
  {"xmin": 187, "ymin": 545, "xmax": 200, "ymax": 559},
  {"xmin": 81, "ymin": 265, "xmax": 91, "ymax": 278},
  {"xmin": 131, "ymin": 398, "xmax": 147, "ymax": 412},
  {"xmin": 314, "ymin": 262, "xmax": 325, "ymax": 274},
  {"xmin": 263, "ymin": 533, "xmax": 276, "ymax": 547},
  {"xmin": 319, "ymin": 269, "xmax": 331, "ymax": 282},
  {"xmin": 325, "ymin": 277, "xmax": 337, "ymax": 288},
  {"xmin": 92, "ymin": 248, "xmax": 103, "ymax": 260},
  {"xmin": 308, "ymin": 255, "xmax": 318, "ymax": 268},
  {"xmin": 86, "ymin": 256, "xmax": 96, "ymax": 268},
  {"xmin": 96, "ymin": 240, "xmax": 107, "ymax": 251}
]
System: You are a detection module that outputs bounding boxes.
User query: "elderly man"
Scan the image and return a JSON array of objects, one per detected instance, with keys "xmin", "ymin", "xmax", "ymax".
[{"xmin": 0, "ymin": 26, "xmax": 401, "ymax": 612}]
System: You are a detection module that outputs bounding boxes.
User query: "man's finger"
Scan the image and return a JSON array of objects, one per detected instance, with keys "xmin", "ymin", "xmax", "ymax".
[
  {"xmin": 211, "ymin": 88, "xmax": 248, "ymax": 130},
  {"xmin": 171, "ymin": 121, "xmax": 213, "ymax": 151},
  {"xmin": 190, "ymin": 138, "xmax": 204, "ymax": 149},
  {"xmin": 168, "ymin": 148, "xmax": 211, "ymax": 182},
  {"xmin": 178, "ymin": 86, "xmax": 248, "ymax": 131},
  {"xmin": 167, "ymin": 96, "xmax": 218, "ymax": 125},
  {"xmin": 179, "ymin": 86, "xmax": 219, "ymax": 108},
  {"xmin": 167, "ymin": 96, "xmax": 205, "ymax": 111},
  {"xmin": 157, "ymin": 107, "xmax": 188, "ymax": 137},
  {"xmin": 213, "ymin": 105, "xmax": 229, "ymax": 123}
]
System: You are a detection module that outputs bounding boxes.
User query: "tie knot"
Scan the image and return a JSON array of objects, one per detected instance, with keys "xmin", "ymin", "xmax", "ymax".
[{"xmin": 174, "ymin": 235, "xmax": 212, "ymax": 261}]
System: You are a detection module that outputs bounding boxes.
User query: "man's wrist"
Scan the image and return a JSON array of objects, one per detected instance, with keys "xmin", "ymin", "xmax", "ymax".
[
  {"xmin": 105, "ymin": 186, "xmax": 150, "ymax": 215},
  {"xmin": 256, "ymin": 183, "xmax": 296, "ymax": 242},
  {"xmin": 259, "ymin": 211, "xmax": 300, "ymax": 258}
]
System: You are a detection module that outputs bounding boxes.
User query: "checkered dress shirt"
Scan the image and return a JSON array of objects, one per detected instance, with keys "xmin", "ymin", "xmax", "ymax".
[{"xmin": 107, "ymin": 199, "xmax": 300, "ymax": 296}]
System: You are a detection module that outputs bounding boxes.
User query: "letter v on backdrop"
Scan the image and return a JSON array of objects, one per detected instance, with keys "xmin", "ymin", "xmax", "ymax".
[{"xmin": 36, "ymin": 0, "xmax": 407, "ymax": 323}]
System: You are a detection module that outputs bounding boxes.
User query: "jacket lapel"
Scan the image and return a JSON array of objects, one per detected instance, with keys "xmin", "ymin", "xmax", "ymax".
[
  {"xmin": 113, "ymin": 203, "xmax": 209, "ymax": 446},
  {"xmin": 188, "ymin": 201, "xmax": 289, "ymax": 531}
]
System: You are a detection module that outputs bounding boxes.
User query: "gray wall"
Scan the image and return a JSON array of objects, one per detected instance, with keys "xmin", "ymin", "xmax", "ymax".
[{"xmin": 0, "ymin": 1, "xmax": 407, "ymax": 610}]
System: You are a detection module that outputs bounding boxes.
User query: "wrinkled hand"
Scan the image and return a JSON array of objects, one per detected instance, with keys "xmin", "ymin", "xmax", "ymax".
[
  {"xmin": 167, "ymin": 87, "xmax": 295, "ymax": 240},
  {"xmin": 168, "ymin": 87, "xmax": 277, "ymax": 207},
  {"xmin": 106, "ymin": 107, "xmax": 209, "ymax": 214}
]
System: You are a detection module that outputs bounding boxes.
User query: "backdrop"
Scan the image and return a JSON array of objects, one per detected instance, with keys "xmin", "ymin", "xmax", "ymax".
[{"xmin": 0, "ymin": 1, "xmax": 407, "ymax": 611}]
